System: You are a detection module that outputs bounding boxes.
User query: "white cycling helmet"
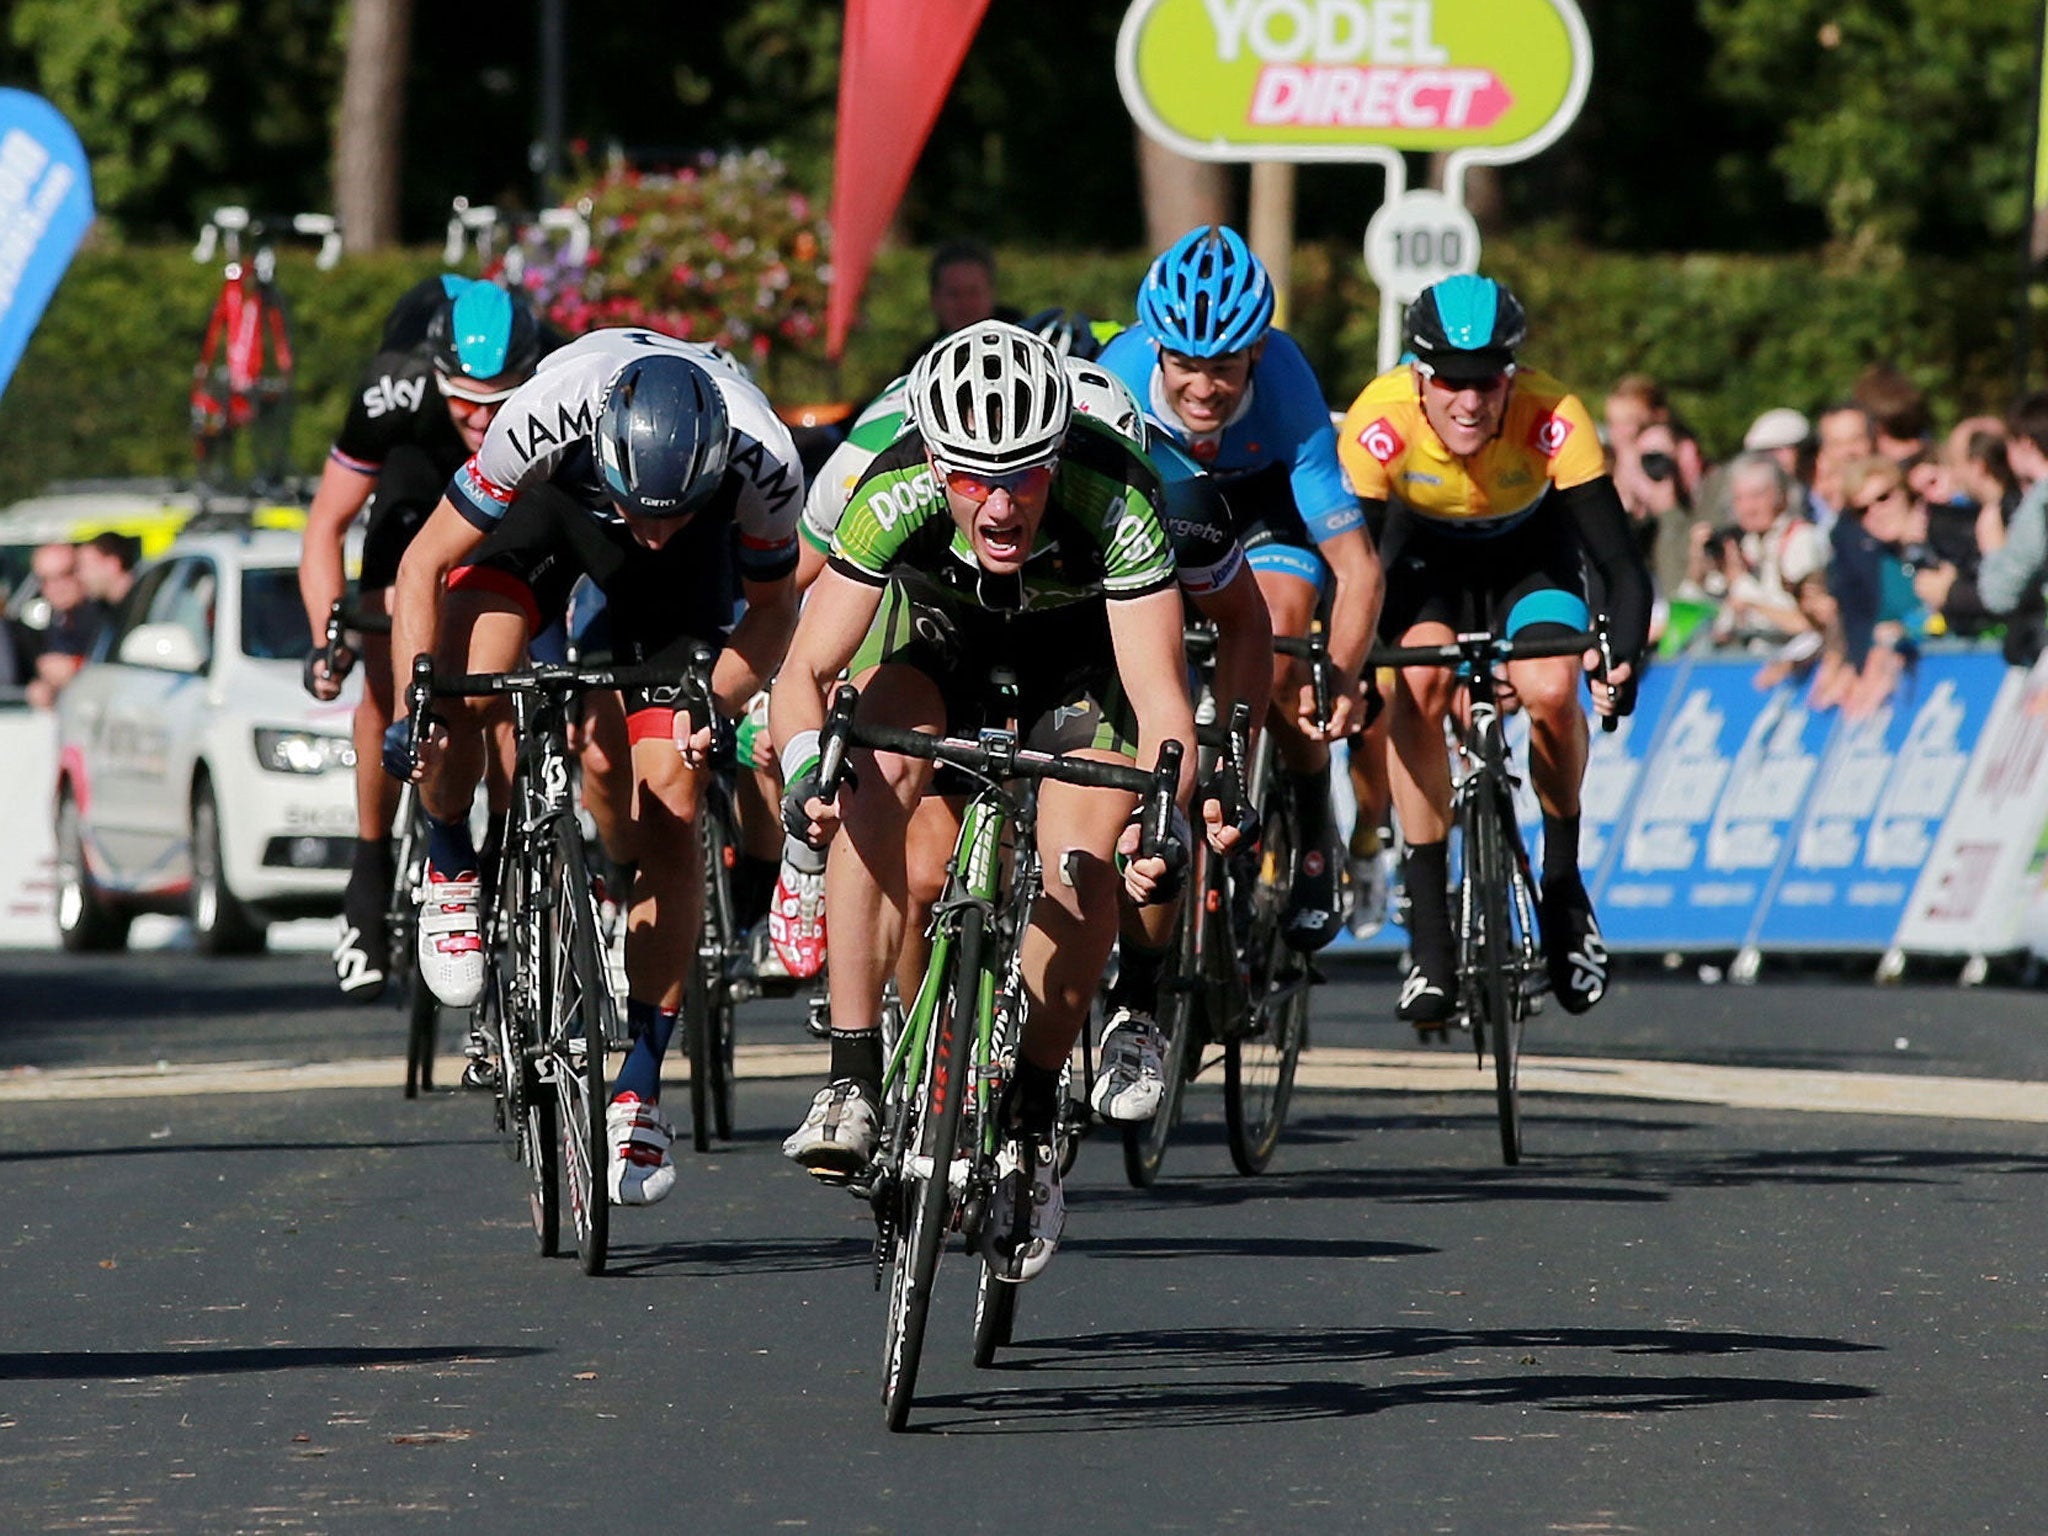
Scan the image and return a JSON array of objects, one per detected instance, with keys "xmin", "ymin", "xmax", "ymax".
[
  {"xmin": 909, "ymin": 321, "xmax": 1071, "ymax": 476},
  {"xmin": 1063, "ymin": 357, "xmax": 1146, "ymax": 450}
]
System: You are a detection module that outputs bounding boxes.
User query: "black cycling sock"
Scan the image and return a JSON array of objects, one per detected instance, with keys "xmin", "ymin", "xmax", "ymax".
[
  {"xmin": 1403, "ymin": 840, "xmax": 1454, "ymax": 980},
  {"xmin": 1541, "ymin": 812, "xmax": 1582, "ymax": 887},
  {"xmin": 424, "ymin": 813, "xmax": 477, "ymax": 879},
  {"xmin": 345, "ymin": 837, "xmax": 392, "ymax": 919},
  {"xmin": 830, "ymin": 1026, "xmax": 884, "ymax": 1091},
  {"xmin": 732, "ymin": 853, "xmax": 777, "ymax": 931},
  {"xmin": 1005, "ymin": 1057, "xmax": 1061, "ymax": 1136},
  {"xmin": 1289, "ymin": 761, "xmax": 1335, "ymax": 848},
  {"xmin": 1107, "ymin": 937, "xmax": 1172, "ymax": 1018}
]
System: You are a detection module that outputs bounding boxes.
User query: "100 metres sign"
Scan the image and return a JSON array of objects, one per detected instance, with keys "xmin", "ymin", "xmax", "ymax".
[{"xmin": 1117, "ymin": 0, "xmax": 1590, "ymax": 163}]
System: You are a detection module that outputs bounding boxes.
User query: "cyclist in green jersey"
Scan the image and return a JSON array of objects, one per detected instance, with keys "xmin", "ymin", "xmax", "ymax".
[{"xmin": 771, "ymin": 322, "xmax": 1198, "ymax": 1281}]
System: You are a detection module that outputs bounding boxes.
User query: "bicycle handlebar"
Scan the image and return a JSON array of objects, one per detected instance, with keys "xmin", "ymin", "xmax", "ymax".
[
  {"xmin": 194, "ymin": 206, "xmax": 343, "ymax": 269},
  {"xmin": 1368, "ymin": 621, "xmax": 1625, "ymax": 733},
  {"xmin": 1274, "ymin": 632, "xmax": 1335, "ymax": 732},
  {"xmin": 814, "ymin": 681, "xmax": 1185, "ymax": 860}
]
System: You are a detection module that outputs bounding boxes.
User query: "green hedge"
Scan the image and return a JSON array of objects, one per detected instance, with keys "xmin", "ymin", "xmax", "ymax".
[{"xmin": 1, "ymin": 234, "xmax": 2039, "ymax": 492}]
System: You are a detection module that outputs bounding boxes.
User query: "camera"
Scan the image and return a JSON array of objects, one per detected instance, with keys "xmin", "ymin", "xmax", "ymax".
[{"xmin": 1640, "ymin": 451, "xmax": 1678, "ymax": 483}]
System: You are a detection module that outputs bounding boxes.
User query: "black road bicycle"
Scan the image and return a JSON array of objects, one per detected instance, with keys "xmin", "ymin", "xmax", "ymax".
[
  {"xmin": 1368, "ymin": 623, "xmax": 1616, "ymax": 1165},
  {"xmin": 405, "ymin": 648, "xmax": 714, "ymax": 1273}
]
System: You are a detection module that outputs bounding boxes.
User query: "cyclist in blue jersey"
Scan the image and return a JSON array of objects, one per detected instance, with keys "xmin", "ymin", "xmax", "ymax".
[{"xmin": 1100, "ymin": 226, "xmax": 1383, "ymax": 953}]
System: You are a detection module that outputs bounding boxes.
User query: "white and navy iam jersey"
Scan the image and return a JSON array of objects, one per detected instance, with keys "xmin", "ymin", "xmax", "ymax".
[{"xmin": 447, "ymin": 328, "xmax": 804, "ymax": 581}]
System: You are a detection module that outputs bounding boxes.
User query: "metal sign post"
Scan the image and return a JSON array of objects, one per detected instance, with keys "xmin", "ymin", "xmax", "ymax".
[{"xmin": 1116, "ymin": 0, "xmax": 1592, "ymax": 374}]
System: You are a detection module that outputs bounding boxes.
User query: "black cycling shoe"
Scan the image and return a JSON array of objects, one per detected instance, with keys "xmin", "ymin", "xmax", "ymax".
[
  {"xmin": 1396, "ymin": 960, "xmax": 1455, "ymax": 1028},
  {"xmin": 1282, "ymin": 842, "xmax": 1345, "ymax": 953},
  {"xmin": 1541, "ymin": 874, "xmax": 1609, "ymax": 1015}
]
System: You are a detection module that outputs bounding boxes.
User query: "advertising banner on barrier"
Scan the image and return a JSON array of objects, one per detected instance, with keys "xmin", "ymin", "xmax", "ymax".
[
  {"xmin": 1897, "ymin": 658, "xmax": 2048, "ymax": 955},
  {"xmin": 0, "ymin": 90, "xmax": 93, "ymax": 402},
  {"xmin": 1594, "ymin": 659, "xmax": 1824, "ymax": 949},
  {"xmin": 1751, "ymin": 653, "xmax": 1989, "ymax": 949},
  {"xmin": 0, "ymin": 707, "xmax": 57, "ymax": 947}
]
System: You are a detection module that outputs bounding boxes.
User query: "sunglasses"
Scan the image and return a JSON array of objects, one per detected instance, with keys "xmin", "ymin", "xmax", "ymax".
[
  {"xmin": 1415, "ymin": 360, "xmax": 1516, "ymax": 394},
  {"xmin": 435, "ymin": 370, "xmax": 522, "ymax": 406},
  {"xmin": 1853, "ymin": 484, "xmax": 1909, "ymax": 512},
  {"xmin": 937, "ymin": 463, "xmax": 1054, "ymax": 503}
]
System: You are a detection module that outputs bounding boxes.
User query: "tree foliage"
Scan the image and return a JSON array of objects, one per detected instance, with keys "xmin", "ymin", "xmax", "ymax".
[{"xmin": 1700, "ymin": 0, "xmax": 2039, "ymax": 259}]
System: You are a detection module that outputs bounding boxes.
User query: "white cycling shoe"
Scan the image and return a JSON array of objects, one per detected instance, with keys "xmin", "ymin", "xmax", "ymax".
[
  {"xmin": 981, "ymin": 1130, "xmax": 1065, "ymax": 1284},
  {"xmin": 1089, "ymin": 1007, "xmax": 1165, "ymax": 1122},
  {"xmin": 417, "ymin": 870, "xmax": 484, "ymax": 1008},
  {"xmin": 782, "ymin": 1078, "xmax": 879, "ymax": 1183},
  {"xmin": 606, "ymin": 1096, "xmax": 677, "ymax": 1206}
]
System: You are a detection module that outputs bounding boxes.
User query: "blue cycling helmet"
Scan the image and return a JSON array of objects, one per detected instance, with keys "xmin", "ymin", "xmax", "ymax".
[
  {"xmin": 429, "ymin": 279, "xmax": 542, "ymax": 383},
  {"xmin": 1135, "ymin": 225, "xmax": 1274, "ymax": 358},
  {"xmin": 1403, "ymin": 275, "xmax": 1526, "ymax": 377},
  {"xmin": 593, "ymin": 354, "xmax": 731, "ymax": 519}
]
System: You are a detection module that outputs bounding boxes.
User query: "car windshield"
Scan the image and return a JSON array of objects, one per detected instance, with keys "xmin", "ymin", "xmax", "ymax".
[{"xmin": 241, "ymin": 567, "xmax": 312, "ymax": 659}]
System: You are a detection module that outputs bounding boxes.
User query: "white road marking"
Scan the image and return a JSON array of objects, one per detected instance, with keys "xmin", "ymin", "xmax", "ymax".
[{"xmin": 3, "ymin": 1044, "xmax": 2046, "ymax": 1123}]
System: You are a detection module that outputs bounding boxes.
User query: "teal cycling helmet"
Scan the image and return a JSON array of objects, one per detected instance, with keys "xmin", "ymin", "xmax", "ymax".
[
  {"xmin": 1136, "ymin": 225, "xmax": 1274, "ymax": 358},
  {"xmin": 429, "ymin": 279, "xmax": 542, "ymax": 384},
  {"xmin": 1403, "ymin": 275, "xmax": 1526, "ymax": 377}
]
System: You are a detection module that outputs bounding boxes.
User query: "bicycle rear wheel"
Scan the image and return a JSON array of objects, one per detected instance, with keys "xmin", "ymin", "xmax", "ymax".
[
  {"xmin": 1462, "ymin": 785, "xmax": 1522, "ymax": 1165},
  {"xmin": 882, "ymin": 906, "xmax": 983, "ymax": 1432},
  {"xmin": 547, "ymin": 821, "xmax": 613, "ymax": 1274},
  {"xmin": 1225, "ymin": 774, "xmax": 1308, "ymax": 1176}
]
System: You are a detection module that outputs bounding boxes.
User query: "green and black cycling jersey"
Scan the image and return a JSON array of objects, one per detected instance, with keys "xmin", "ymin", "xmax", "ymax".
[{"xmin": 828, "ymin": 416, "xmax": 1181, "ymax": 611}]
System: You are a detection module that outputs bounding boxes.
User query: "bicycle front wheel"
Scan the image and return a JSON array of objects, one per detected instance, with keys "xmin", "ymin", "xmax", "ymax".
[
  {"xmin": 546, "ymin": 821, "xmax": 613, "ymax": 1274},
  {"xmin": 1462, "ymin": 785, "xmax": 1522, "ymax": 1165},
  {"xmin": 1123, "ymin": 857, "xmax": 1206, "ymax": 1188},
  {"xmin": 882, "ymin": 904, "xmax": 984, "ymax": 1432},
  {"xmin": 1225, "ymin": 776, "xmax": 1308, "ymax": 1176}
]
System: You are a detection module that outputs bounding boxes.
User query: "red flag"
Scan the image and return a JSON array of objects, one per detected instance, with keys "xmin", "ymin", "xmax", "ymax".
[{"xmin": 826, "ymin": 0, "xmax": 992, "ymax": 360}]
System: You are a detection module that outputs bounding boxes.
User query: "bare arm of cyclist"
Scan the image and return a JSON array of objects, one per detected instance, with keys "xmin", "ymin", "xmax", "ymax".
[
  {"xmin": 1106, "ymin": 585, "xmax": 1199, "ymax": 807},
  {"xmin": 389, "ymin": 497, "xmax": 487, "ymax": 728},
  {"xmin": 767, "ymin": 566, "xmax": 887, "ymax": 845},
  {"xmin": 298, "ymin": 457, "xmax": 379, "ymax": 696},
  {"xmin": 714, "ymin": 571, "xmax": 799, "ymax": 720},
  {"xmin": 1310, "ymin": 524, "xmax": 1385, "ymax": 740}
]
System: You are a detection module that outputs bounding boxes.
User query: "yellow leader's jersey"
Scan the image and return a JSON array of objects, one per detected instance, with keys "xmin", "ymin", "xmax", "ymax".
[{"xmin": 1336, "ymin": 366, "xmax": 1604, "ymax": 532}]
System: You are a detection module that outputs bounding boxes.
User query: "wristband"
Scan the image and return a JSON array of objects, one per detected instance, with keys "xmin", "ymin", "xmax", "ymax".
[{"xmin": 780, "ymin": 729, "xmax": 821, "ymax": 787}]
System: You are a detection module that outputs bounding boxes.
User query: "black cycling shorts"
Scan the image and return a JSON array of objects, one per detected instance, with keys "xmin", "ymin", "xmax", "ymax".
[
  {"xmin": 358, "ymin": 444, "xmax": 460, "ymax": 592},
  {"xmin": 850, "ymin": 578, "xmax": 1139, "ymax": 764},
  {"xmin": 448, "ymin": 482, "xmax": 734, "ymax": 735},
  {"xmin": 1374, "ymin": 500, "xmax": 1590, "ymax": 642}
]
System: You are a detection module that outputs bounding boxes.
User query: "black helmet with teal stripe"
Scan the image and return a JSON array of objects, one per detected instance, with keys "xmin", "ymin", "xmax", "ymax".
[{"xmin": 1403, "ymin": 275, "xmax": 1526, "ymax": 378}]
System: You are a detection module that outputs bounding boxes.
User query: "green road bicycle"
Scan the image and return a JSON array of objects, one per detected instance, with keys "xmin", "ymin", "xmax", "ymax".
[{"xmin": 812, "ymin": 682, "xmax": 1183, "ymax": 1431}]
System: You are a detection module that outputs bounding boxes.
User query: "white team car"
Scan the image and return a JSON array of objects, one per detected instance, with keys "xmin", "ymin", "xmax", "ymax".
[{"xmin": 52, "ymin": 527, "xmax": 359, "ymax": 953}]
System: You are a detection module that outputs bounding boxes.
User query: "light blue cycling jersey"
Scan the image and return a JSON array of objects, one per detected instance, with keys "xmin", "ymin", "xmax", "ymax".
[{"xmin": 1098, "ymin": 324, "xmax": 1362, "ymax": 547}]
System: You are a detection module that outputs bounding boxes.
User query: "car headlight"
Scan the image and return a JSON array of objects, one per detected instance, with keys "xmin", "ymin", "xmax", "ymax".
[{"xmin": 254, "ymin": 728, "xmax": 357, "ymax": 775}]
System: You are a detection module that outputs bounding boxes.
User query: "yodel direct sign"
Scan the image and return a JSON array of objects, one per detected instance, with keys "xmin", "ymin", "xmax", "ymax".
[{"xmin": 1118, "ymin": 0, "xmax": 1590, "ymax": 161}]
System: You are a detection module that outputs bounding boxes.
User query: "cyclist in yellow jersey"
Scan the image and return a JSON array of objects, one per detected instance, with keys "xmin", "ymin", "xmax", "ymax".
[{"xmin": 1337, "ymin": 276, "xmax": 1649, "ymax": 1027}]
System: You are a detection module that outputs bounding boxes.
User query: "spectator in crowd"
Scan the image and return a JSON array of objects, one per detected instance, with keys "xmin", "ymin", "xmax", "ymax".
[
  {"xmin": 1828, "ymin": 455, "xmax": 1937, "ymax": 717},
  {"xmin": 1627, "ymin": 415, "xmax": 1701, "ymax": 601},
  {"xmin": 898, "ymin": 239, "xmax": 1023, "ymax": 372},
  {"xmin": 1975, "ymin": 392, "xmax": 2048, "ymax": 666},
  {"xmin": 1853, "ymin": 362, "xmax": 1935, "ymax": 463},
  {"xmin": 76, "ymin": 532, "xmax": 139, "ymax": 618},
  {"xmin": 1692, "ymin": 405, "xmax": 1816, "ymax": 534},
  {"xmin": 1811, "ymin": 403, "xmax": 1877, "ymax": 534},
  {"xmin": 25, "ymin": 542, "xmax": 99, "ymax": 710},
  {"xmin": 1607, "ymin": 373, "xmax": 1708, "ymax": 518},
  {"xmin": 1923, "ymin": 426, "xmax": 2032, "ymax": 650},
  {"xmin": 1690, "ymin": 452, "xmax": 1833, "ymax": 665}
]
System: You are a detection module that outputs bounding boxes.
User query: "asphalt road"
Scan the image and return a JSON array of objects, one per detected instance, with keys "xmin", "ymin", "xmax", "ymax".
[{"xmin": 3, "ymin": 947, "xmax": 2045, "ymax": 1534}]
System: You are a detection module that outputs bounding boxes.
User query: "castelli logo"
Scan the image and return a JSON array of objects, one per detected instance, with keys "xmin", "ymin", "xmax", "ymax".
[
  {"xmin": 1358, "ymin": 417, "xmax": 1405, "ymax": 463},
  {"xmin": 1530, "ymin": 411, "xmax": 1571, "ymax": 456}
]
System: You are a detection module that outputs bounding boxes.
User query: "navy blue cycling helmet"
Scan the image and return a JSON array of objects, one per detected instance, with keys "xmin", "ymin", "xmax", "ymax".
[
  {"xmin": 1135, "ymin": 225, "xmax": 1274, "ymax": 358},
  {"xmin": 1023, "ymin": 306, "xmax": 1104, "ymax": 362},
  {"xmin": 593, "ymin": 354, "xmax": 731, "ymax": 519},
  {"xmin": 429, "ymin": 279, "xmax": 542, "ymax": 384},
  {"xmin": 1403, "ymin": 275, "xmax": 1526, "ymax": 378}
]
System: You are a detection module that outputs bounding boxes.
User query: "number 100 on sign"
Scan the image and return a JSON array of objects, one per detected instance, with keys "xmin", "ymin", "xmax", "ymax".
[{"xmin": 1364, "ymin": 189, "xmax": 1481, "ymax": 303}]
